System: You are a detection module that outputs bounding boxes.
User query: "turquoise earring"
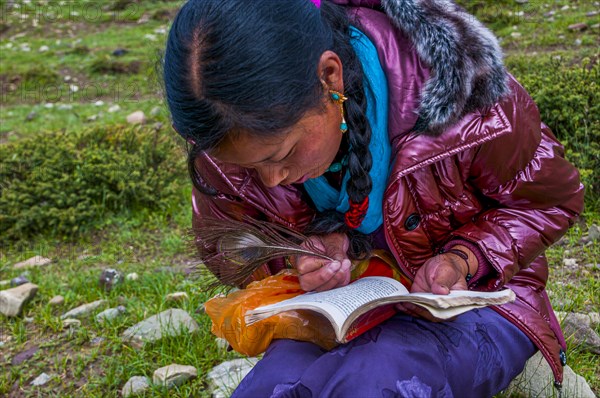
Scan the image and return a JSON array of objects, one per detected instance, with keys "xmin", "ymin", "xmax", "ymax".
[{"xmin": 329, "ymin": 89, "xmax": 348, "ymax": 133}]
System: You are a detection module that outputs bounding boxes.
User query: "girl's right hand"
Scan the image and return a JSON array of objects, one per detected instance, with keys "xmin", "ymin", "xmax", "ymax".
[{"xmin": 294, "ymin": 233, "xmax": 352, "ymax": 292}]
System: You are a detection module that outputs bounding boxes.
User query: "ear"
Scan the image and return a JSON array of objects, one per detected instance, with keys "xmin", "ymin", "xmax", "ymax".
[{"xmin": 318, "ymin": 50, "xmax": 344, "ymax": 92}]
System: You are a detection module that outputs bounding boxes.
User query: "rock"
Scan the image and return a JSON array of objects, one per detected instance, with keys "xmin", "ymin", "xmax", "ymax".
[
  {"xmin": 165, "ymin": 292, "xmax": 189, "ymax": 302},
  {"xmin": 153, "ymin": 364, "xmax": 197, "ymax": 388},
  {"xmin": 150, "ymin": 106, "xmax": 161, "ymax": 117},
  {"xmin": 11, "ymin": 346, "xmax": 39, "ymax": 365},
  {"xmin": 13, "ymin": 255, "xmax": 51, "ymax": 269},
  {"xmin": 122, "ymin": 376, "xmax": 150, "ymax": 397},
  {"xmin": 574, "ymin": 39, "xmax": 583, "ymax": 46},
  {"xmin": 588, "ymin": 224, "xmax": 600, "ymax": 241},
  {"xmin": 38, "ymin": 45, "xmax": 49, "ymax": 52},
  {"xmin": 137, "ymin": 13, "xmax": 150, "ymax": 24},
  {"xmin": 544, "ymin": 11, "xmax": 556, "ymax": 18},
  {"xmin": 126, "ymin": 111, "xmax": 146, "ymax": 125},
  {"xmin": 62, "ymin": 318, "xmax": 81, "ymax": 329},
  {"xmin": 112, "ymin": 48, "xmax": 128, "ymax": 57},
  {"xmin": 510, "ymin": 32, "xmax": 522, "ymax": 38},
  {"xmin": 505, "ymin": 351, "xmax": 595, "ymax": 398},
  {"xmin": 86, "ymin": 114, "xmax": 100, "ymax": 122},
  {"xmin": 108, "ymin": 104, "xmax": 121, "ymax": 113},
  {"xmin": 58, "ymin": 104, "xmax": 73, "ymax": 110},
  {"xmin": 568, "ymin": 23, "xmax": 588, "ymax": 32},
  {"xmin": 121, "ymin": 309, "xmax": 199, "ymax": 347},
  {"xmin": 61, "ymin": 299, "xmax": 107, "ymax": 319},
  {"xmin": 592, "ymin": 23, "xmax": 600, "ymax": 30},
  {"xmin": 515, "ymin": 0, "xmax": 528, "ymax": 3},
  {"xmin": 562, "ymin": 313, "xmax": 600, "ymax": 355},
  {"xmin": 94, "ymin": 100, "xmax": 104, "ymax": 106},
  {"xmin": 0, "ymin": 283, "xmax": 38, "ymax": 317},
  {"xmin": 561, "ymin": 5, "xmax": 570, "ymax": 11},
  {"xmin": 207, "ymin": 358, "xmax": 260, "ymax": 397},
  {"xmin": 90, "ymin": 336, "xmax": 106, "ymax": 346},
  {"xmin": 99, "ymin": 268, "xmax": 123, "ymax": 292},
  {"xmin": 125, "ymin": 272, "xmax": 139, "ymax": 281},
  {"xmin": 25, "ymin": 111, "xmax": 37, "ymax": 121},
  {"xmin": 24, "ymin": 316, "xmax": 34, "ymax": 323},
  {"xmin": 49, "ymin": 295, "xmax": 64, "ymax": 306},
  {"xmin": 0, "ymin": 280, "xmax": 10, "ymax": 287},
  {"xmin": 586, "ymin": 11, "xmax": 599, "ymax": 17},
  {"xmin": 215, "ymin": 337, "xmax": 229, "ymax": 350},
  {"xmin": 10, "ymin": 275, "xmax": 30, "ymax": 287},
  {"xmin": 96, "ymin": 306, "xmax": 126, "ymax": 323},
  {"xmin": 562, "ymin": 258, "xmax": 578, "ymax": 267},
  {"xmin": 31, "ymin": 373, "xmax": 51, "ymax": 386}
]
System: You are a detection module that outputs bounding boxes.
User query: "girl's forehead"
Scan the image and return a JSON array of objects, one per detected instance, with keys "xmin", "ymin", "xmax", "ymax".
[{"xmin": 212, "ymin": 130, "xmax": 292, "ymax": 164}]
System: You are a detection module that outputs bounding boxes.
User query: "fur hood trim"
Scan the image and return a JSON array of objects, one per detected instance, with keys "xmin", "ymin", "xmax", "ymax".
[{"xmin": 380, "ymin": 0, "xmax": 510, "ymax": 135}]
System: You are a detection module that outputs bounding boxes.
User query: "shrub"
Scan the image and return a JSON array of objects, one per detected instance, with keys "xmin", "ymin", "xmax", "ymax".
[
  {"xmin": 507, "ymin": 55, "xmax": 600, "ymax": 207},
  {"xmin": 0, "ymin": 125, "xmax": 186, "ymax": 244}
]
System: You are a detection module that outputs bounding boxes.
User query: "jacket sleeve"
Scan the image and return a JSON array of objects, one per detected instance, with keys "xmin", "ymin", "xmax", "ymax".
[
  {"xmin": 191, "ymin": 186, "xmax": 274, "ymax": 287},
  {"xmin": 448, "ymin": 79, "xmax": 585, "ymax": 291}
]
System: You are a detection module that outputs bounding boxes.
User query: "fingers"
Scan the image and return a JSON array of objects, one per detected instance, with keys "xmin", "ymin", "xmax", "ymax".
[{"xmin": 298, "ymin": 259, "xmax": 351, "ymax": 292}]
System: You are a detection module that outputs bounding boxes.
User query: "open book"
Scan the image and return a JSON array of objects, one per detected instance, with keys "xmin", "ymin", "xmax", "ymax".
[{"xmin": 245, "ymin": 276, "xmax": 515, "ymax": 343}]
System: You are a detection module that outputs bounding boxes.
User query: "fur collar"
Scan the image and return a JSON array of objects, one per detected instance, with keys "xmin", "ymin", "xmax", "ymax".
[{"xmin": 380, "ymin": 0, "xmax": 509, "ymax": 135}]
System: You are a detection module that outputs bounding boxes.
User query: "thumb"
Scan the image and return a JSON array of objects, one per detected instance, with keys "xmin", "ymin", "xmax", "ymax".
[{"xmin": 430, "ymin": 282, "xmax": 451, "ymax": 295}]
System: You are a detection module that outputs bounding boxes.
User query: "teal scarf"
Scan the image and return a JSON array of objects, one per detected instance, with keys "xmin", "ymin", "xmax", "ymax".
[{"xmin": 303, "ymin": 26, "xmax": 391, "ymax": 234}]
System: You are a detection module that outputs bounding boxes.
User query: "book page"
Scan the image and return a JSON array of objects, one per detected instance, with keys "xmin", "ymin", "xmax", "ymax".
[{"xmin": 247, "ymin": 277, "xmax": 408, "ymax": 327}]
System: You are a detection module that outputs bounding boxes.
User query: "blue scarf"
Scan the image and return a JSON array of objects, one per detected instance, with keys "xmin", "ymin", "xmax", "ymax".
[{"xmin": 303, "ymin": 26, "xmax": 391, "ymax": 234}]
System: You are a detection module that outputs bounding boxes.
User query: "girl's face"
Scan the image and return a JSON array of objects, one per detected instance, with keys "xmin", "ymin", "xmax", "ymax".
[{"xmin": 212, "ymin": 96, "xmax": 343, "ymax": 187}]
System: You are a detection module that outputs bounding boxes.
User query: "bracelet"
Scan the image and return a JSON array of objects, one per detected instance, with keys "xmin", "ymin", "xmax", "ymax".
[{"xmin": 440, "ymin": 248, "xmax": 473, "ymax": 282}]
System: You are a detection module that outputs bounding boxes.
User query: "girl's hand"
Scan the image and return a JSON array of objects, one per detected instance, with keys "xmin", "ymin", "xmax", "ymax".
[
  {"xmin": 294, "ymin": 233, "xmax": 352, "ymax": 292},
  {"xmin": 396, "ymin": 253, "xmax": 469, "ymax": 322}
]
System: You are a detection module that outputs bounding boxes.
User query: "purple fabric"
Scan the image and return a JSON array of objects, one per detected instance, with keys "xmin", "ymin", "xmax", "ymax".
[{"xmin": 233, "ymin": 308, "xmax": 536, "ymax": 397}]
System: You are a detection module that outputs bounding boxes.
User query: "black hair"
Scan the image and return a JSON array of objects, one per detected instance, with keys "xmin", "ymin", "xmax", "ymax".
[{"xmin": 164, "ymin": 0, "xmax": 373, "ymax": 257}]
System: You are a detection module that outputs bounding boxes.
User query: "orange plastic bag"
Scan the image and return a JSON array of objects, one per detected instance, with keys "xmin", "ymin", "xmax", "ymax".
[
  {"xmin": 204, "ymin": 271, "xmax": 338, "ymax": 356},
  {"xmin": 204, "ymin": 251, "xmax": 411, "ymax": 356}
]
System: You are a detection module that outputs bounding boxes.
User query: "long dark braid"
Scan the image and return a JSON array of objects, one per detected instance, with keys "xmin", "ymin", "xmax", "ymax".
[{"xmin": 304, "ymin": 2, "xmax": 373, "ymax": 259}]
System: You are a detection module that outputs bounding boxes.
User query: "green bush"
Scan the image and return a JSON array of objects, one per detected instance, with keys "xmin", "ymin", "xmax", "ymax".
[
  {"xmin": 0, "ymin": 125, "xmax": 186, "ymax": 244},
  {"xmin": 507, "ymin": 55, "xmax": 600, "ymax": 206}
]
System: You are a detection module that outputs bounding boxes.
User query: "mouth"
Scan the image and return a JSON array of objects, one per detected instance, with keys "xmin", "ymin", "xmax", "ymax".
[{"xmin": 294, "ymin": 173, "xmax": 312, "ymax": 184}]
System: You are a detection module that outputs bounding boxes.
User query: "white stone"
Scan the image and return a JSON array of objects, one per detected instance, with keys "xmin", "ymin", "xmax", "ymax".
[
  {"xmin": 150, "ymin": 106, "xmax": 161, "ymax": 116},
  {"xmin": 94, "ymin": 100, "xmax": 104, "ymax": 106},
  {"xmin": 13, "ymin": 256, "xmax": 51, "ymax": 269},
  {"xmin": 121, "ymin": 309, "xmax": 199, "ymax": 347},
  {"xmin": 511, "ymin": 32, "xmax": 522, "ymax": 38},
  {"xmin": 61, "ymin": 299, "xmax": 107, "ymax": 319},
  {"xmin": 126, "ymin": 272, "xmax": 139, "ymax": 281},
  {"xmin": 215, "ymin": 337, "xmax": 229, "ymax": 350},
  {"xmin": 49, "ymin": 295, "xmax": 65, "ymax": 306},
  {"xmin": 69, "ymin": 84, "xmax": 79, "ymax": 93},
  {"xmin": 122, "ymin": 376, "xmax": 150, "ymax": 397},
  {"xmin": 165, "ymin": 292, "xmax": 189, "ymax": 302},
  {"xmin": 153, "ymin": 364, "xmax": 197, "ymax": 388},
  {"xmin": 0, "ymin": 283, "xmax": 38, "ymax": 317},
  {"xmin": 505, "ymin": 352, "xmax": 595, "ymax": 397},
  {"xmin": 207, "ymin": 358, "xmax": 260, "ymax": 397},
  {"xmin": 562, "ymin": 258, "xmax": 578, "ymax": 267},
  {"xmin": 58, "ymin": 104, "xmax": 73, "ymax": 110},
  {"xmin": 44, "ymin": 103, "xmax": 54, "ymax": 109},
  {"xmin": 126, "ymin": 111, "xmax": 146, "ymax": 125},
  {"xmin": 39, "ymin": 45, "xmax": 49, "ymax": 52},
  {"xmin": 108, "ymin": 104, "xmax": 121, "ymax": 113},
  {"xmin": 144, "ymin": 34, "xmax": 157, "ymax": 42},
  {"xmin": 96, "ymin": 306, "xmax": 126, "ymax": 323},
  {"xmin": 31, "ymin": 373, "xmax": 51, "ymax": 386},
  {"xmin": 62, "ymin": 318, "xmax": 81, "ymax": 328}
]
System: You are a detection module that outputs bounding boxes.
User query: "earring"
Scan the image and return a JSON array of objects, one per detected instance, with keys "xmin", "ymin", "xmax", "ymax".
[{"xmin": 329, "ymin": 89, "xmax": 348, "ymax": 133}]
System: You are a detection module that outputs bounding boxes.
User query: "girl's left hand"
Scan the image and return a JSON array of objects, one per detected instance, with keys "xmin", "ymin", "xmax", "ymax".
[{"xmin": 396, "ymin": 253, "xmax": 468, "ymax": 322}]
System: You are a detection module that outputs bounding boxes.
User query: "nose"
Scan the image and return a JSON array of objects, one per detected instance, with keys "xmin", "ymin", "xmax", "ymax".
[{"xmin": 256, "ymin": 165, "xmax": 289, "ymax": 188}]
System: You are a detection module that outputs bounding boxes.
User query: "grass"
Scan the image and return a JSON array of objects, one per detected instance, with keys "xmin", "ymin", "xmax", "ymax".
[{"xmin": 1, "ymin": 0, "xmax": 599, "ymax": 396}]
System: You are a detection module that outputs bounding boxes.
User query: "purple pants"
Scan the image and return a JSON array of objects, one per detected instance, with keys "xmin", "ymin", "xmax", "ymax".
[{"xmin": 232, "ymin": 308, "xmax": 536, "ymax": 398}]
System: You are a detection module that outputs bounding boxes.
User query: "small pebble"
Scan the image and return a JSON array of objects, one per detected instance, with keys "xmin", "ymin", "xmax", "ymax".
[
  {"xmin": 10, "ymin": 275, "xmax": 30, "ymax": 287},
  {"xmin": 49, "ymin": 295, "xmax": 65, "ymax": 306},
  {"xmin": 563, "ymin": 258, "xmax": 578, "ymax": 267},
  {"xmin": 126, "ymin": 272, "xmax": 139, "ymax": 281},
  {"xmin": 31, "ymin": 373, "xmax": 51, "ymax": 386},
  {"xmin": 166, "ymin": 292, "xmax": 189, "ymax": 302},
  {"xmin": 62, "ymin": 319, "xmax": 81, "ymax": 328}
]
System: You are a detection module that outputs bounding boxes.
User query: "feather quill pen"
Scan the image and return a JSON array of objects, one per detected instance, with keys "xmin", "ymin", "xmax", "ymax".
[{"xmin": 193, "ymin": 217, "xmax": 334, "ymax": 288}]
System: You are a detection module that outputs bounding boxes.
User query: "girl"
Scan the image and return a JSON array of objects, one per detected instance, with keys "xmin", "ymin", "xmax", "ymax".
[{"xmin": 163, "ymin": 0, "xmax": 584, "ymax": 396}]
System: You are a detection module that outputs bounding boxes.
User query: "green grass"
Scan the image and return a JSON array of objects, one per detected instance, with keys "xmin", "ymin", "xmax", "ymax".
[{"xmin": 1, "ymin": 0, "xmax": 599, "ymax": 396}]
